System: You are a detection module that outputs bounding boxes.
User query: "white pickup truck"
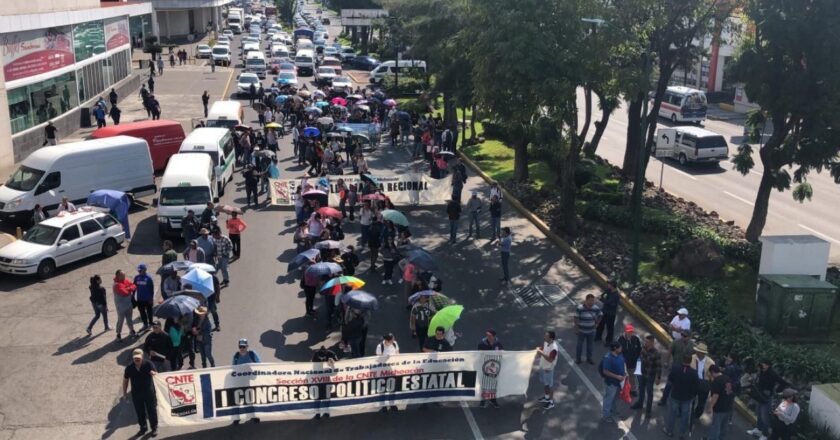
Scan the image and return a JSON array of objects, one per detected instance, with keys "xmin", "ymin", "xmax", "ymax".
[{"xmin": 652, "ymin": 126, "xmax": 729, "ymax": 166}]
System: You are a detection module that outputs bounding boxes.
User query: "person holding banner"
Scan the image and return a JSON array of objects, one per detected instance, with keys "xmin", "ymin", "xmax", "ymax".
[{"xmin": 123, "ymin": 348, "xmax": 158, "ymax": 437}]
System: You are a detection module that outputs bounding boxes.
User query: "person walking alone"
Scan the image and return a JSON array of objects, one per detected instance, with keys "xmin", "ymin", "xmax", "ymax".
[
  {"xmin": 86, "ymin": 275, "xmax": 110, "ymax": 335},
  {"xmin": 113, "ymin": 269, "xmax": 137, "ymax": 342},
  {"xmin": 202, "ymin": 91, "xmax": 210, "ymax": 118},
  {"xmin": 226, "ymin": 212, "xmax": 247, "ymax": 258},
  {"xmin": 157, "ymin": 57, "xmax": 164, "ymax": 76},
  {"xmin": 133, "ymin": 264, "xmax": 155, "ymax": 331},
  {"xmin": 574, "ymin": 294, "xmax": 602, "ymax": 364},
  {"xmin": 123, "ymin": 349, "xmax": 159, "ymax": 437},
  {"xmin": 489, "ymin": 195, "xmax": 502, "ymax": 241}
]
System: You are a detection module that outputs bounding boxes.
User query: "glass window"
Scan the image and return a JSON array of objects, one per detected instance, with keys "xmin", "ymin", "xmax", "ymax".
[
  {"xmin": 22, "ymin": 224, "xmax": 61, "ymax": 245},
  {"xmin": 59, "ymin": 225, "xmax": 81, "ymax": 242},
  {"xmin": 7, "ymin": 72, "xmax": 78, "ymax": 134},
  {"xmin": 5, "ymin": 165, "xmax": 45, "ymax": 191},
  {"xmin": 97, "ymin": 214, "xmax": 118, "ymax": 228},
  {"xmin": 160, "ymin": 186, "xmax": 212, "ymax": 206},
  {"xmin": 102, "ymin": 56, "xmax": 113, "ymax": 89},
  {"xmin": 80, "ymin": 219, "xmax": 103, "ymax": 235},
  {"xmin": 35, "ymin": 172, "xmax": 61, "ymax": 195},
  {"xmin": 73, "ymin": 20, "xmax": 106, "ymax": 62}
]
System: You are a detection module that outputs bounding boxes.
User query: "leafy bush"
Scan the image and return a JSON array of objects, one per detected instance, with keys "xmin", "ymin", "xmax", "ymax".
[
  {"xmin": 579, "ymin": 188, "xmax": 626, "ymax": 206},
  {"xmin": 480, "ymin": 119, "xmax": 508, "ymax": 141},
  {"xmin": 381, "ymin": 76, "xmax": 426, "ymax": 95},
  {"xmin": 398, "ymin": 98, "xmax": 432, "ymax": 115}
]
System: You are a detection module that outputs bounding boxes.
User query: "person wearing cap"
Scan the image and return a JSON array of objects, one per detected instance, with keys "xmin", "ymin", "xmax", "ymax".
[
  {"xmin": 196, "ymin": 228, "xmax": 217, "ymax": 265},
  {"xmin": 232, "ymin": 339, "xmax": 262, "ymax": 365},
  {"xmin": 466, "ymin": 191, "xmax": 482, "ymax": 239},
  {"xmin": 143, "ymin": 321, "xmax": 172, "ymax": 372},
  {"xmin": 211, "ymin": 228, "xmax": 233, "ymax": 286},
  {"xmin": 690, "ymin": 342, "xmax": 716, "ymax": 420},
  {"xmin": 663, "ymin": 355, "xmax": 698, "ymax": 439},
  {"xmin": 658, "ymin": 329, "xmax": 694, "ymax": 406},
  {"xmin": 770, "ymin": 388, "xmax": 799, "ymax": 440},
  {"xmin": 535, "ymin": 330, "xmax": 560, "ymax": 409},
  {"xmin": 669, "ymin": 308, "xmax": 691, "ymax": 340},
  {"xmin": 134, "ymin": 264, "xmax": 155, "ymax": 331},
  {"xmin": 123, "ymin": 348, "xmax": 158, "ymax": 437},
  {"xmin": 595, "ymin": 283, "xmax": 620, "ymax": 345},
  {"xmin": 192, "ymin": 306, "xmax": 215, "ymax": 368},
  {"xmin": 113, "ymin": 269, "xmax": 137, "ymax": 342},
  {"xmin": 706, "ymin": 364, "xmax": 735, "ymax": 440},
  {"xmin": 632, "ymin": 334, "xmax": 662, "ymax": 417},
  {"xmin": 600, "ymin": 341, "xmax": 626, "ymax": 423},
  {"xmin": 478, "ymin": 330, "xmax": 503, "ymax": 408},
  {"xmin": 617, "ymin": 324, "xmax": 642, "ymax": 396}
]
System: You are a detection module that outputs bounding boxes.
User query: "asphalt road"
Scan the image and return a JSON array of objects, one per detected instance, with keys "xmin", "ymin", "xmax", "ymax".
[
  {"xmin": 580, "ymin": 93, "xmax": 840, "ymax": 263},
  {"xmin": 0, "ymin": 5, "xmax": 757, "ymax": 440}
]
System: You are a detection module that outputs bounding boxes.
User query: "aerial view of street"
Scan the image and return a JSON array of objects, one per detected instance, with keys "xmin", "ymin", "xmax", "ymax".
[{"xmin": 0, "ymin": 0, "xmax": 838, "ymax": 439}]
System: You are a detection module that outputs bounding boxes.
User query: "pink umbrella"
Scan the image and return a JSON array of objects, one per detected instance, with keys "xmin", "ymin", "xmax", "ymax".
[
  {"xmin": 331, "ymin": 97, "xmax": 347, "ymax": 106},
  {"xmin": 384, "ymin": 99, "xmax": 397, "ymax": 107}
]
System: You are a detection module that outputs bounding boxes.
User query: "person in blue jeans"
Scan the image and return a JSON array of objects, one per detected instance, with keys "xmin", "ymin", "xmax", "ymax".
[
  {"xmin": 707, "ymin": 365, "xmax": 735, "ymax": 440},
  {"xmin": 499, "ymin": 227, "xmax": 512, "ymax": 283},
  {"xmin": 574, "ymin": 294, "xmax": 602, "ymax": 364},
  {"xmin": 664, "ymin": 355, "xmax": 699, "ymax": 438},
  {"xmin": 489, "ymin": 195, "xmax": 502, "ymax": 240},
  {"xmin": 600, "ymin": 342, "xmax": 627, "ymax": 422},
  {"xmin": 446, "ymin": 199, "xmax": 461, "ymax": 243},
  {"xmin": 193, "ymin": 307, "xmax": 216, "ymax": 368}
]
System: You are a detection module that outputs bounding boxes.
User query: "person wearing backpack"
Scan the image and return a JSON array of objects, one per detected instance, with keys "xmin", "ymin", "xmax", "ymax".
[
  {"xmin": 375, "ymin": 333, "xmax": 400, "ymax": 355},
  {"xmin": 232, "ymin": 338, "xmax": 261, "ymax": 365},
  {"xmin": 410, "ymin": 295, "xmax": 436, "ymax": 350}
]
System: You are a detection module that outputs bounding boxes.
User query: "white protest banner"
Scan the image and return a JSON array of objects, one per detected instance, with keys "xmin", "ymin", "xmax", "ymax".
[
  {"xmin": 154, "ymin": 350, "xmax": 534, "ymax": 426},
  {"xmin": 269, "ymin": 174, "xmax": 451, "ymax": 207}
]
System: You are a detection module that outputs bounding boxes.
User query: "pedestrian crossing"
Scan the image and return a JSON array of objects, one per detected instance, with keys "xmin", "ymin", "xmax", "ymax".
[{"xmin": 512, "ymin": 284, "xmax": 572, "ymax": 307}]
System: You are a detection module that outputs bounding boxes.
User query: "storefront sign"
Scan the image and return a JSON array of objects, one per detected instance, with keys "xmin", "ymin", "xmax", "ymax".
[
  {"xmin": 269, "ymin": 174, "xmax": 452, "ymax": 206},
  {"xmin": 154, "ymin": 351, "xmax": 533, "ymax": 426},
  {"xmin": 2, "ymin": 27, "xmax": 74, "ymax": 82},
  {"xmin": 104, "ymin": 18, "xmax": 130, "ymax": 51}
]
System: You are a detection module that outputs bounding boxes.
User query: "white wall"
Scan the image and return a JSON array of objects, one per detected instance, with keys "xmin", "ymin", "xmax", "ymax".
[
  {"xmin": 0, "ymin": 67, "xmax": 14, "ymax": 173},
  {"xmin": 6, "ymin": 0, "xmax": 100, "ymax": 15}
]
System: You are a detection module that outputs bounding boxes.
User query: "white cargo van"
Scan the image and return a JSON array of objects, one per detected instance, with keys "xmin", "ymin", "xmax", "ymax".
[
  {"xmin": 652, "ymin": 126, "xmax": 729, "ymax": 166},
  {"xmin": 206, "ymin": 100, "xmax": 243, "ymax": 129},
  {"xmin": 0, "ymin": 136, "xmax": 155, "ymax": 224},
  {"xmin": 156, "ymin": 153, "xmax": 216, "ymax": 238},
  {"xmin": 178, "ymin": 128, "xmax": 235, "ymax": 196},
  {"xmin": 245, "ymin": 51, "xmax": 267, "ymax": 78},
  {"xmin": 369, "ymin": 60, "xmax": 427, "ymax": 84},
  {"xmin": 295, "ymin": 49, "xmax": 315, "ymax": 76}
]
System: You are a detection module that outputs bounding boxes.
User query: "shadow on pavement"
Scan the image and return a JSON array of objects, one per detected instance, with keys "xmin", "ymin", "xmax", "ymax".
[{"xmin": 101, "ymin": 396, "xmax": 135, "ymax": 439}]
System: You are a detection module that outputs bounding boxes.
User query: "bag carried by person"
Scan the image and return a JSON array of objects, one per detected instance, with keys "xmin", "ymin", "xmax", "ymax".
[{"xmin": 620, "ymin": 379, "xmax": 633, "ymax": 403}]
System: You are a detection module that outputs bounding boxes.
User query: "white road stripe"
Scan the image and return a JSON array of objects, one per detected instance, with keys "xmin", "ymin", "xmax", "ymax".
[
  {"xmin": 750, "ymin": 170, "xmax": 763, "ymax": 177},
  {"xmin": 798, "ymin": 224, "xmax": 840, "ymax": 245},
  {"xmin": 724, "ymin": 191, "xmax": 755, "ymax": 207},
  {"xmin": 671, "ymin": 167, "xmax": 698, "ymax": 181},
  {"xmin": 460, "ymin": 402, "xmax": 485, "ymax": 440}
]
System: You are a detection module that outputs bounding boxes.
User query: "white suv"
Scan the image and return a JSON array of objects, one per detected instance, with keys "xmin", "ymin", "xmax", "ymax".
[{"xmin": 0, "ymin": 210, "xmax": 125, "ymax": 278}]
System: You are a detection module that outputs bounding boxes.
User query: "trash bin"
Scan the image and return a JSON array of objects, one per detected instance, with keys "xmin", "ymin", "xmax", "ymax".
[{"xmin": 80, "ymin": 107, "xmax": 92, "ymax": 128}]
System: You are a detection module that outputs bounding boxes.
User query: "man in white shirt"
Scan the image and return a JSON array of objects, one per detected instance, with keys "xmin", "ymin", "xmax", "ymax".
[
  {"xmin": 669, "ymin": 308, "xmax": 691, "ymax": 340},
  {"xmin": 58, "ymin": 197, "xmax": 77, "ymax": 214},
  {"xmin": 375, "ymin": 333, "xmax": 399, "ymax": 355},
  {"xmin": 536, "ymin": 330, "xmax": 560, "ymax": 410}
]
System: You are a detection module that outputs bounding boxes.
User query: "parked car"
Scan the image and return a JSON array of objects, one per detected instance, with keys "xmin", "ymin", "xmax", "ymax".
[
  {"xmin": 351, "ymin": 56, "xmax": 379, "ymax": 71},
  {"xmin": 236, "ymin": 73, "xmax": 263, "ymax": 95},
  {"xmin": 0, "ymin": 210, "xmax": 125, "ymax": 278},
  {"xmin": 196, "ymin": 44, "xmax": 212, "ymax": 59}
]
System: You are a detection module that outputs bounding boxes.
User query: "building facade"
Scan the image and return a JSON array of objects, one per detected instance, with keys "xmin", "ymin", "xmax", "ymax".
[
  {"xmin": 0, "ymin": 0, "xmax": 154, "ymax": 170},
  {"xmin": 151, "ymin": 0, "xmax": 232, "ymax": 42}
]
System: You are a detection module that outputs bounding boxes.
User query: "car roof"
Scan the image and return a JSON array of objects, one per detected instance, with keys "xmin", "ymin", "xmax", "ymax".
[
  {"xmin": 674, "ymin": 126, "xmax": 723, "ymax": 138},
  {"xmin": 240, "ymin": 72, "xmax": 259, "ymax": 78},
  {"xmin": 40, "ymin": 210, "xmax": 107, "ymax": 228}
]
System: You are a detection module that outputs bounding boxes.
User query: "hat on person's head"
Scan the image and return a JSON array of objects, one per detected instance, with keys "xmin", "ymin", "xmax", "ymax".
[
  {"xmin": 196, "ymin": 306, "xmax": 208, "ymax": 315},
  {"xmin": 781, "ymin": 388, "xmax": 797, "ymax": 399},
  {"xmin": 624, "ymin": 323, "xmax": 634, "ymax": 333},
  {"xmin": 132, "ymin": 348, "xmax": 144, "ymax": 360},
  {"xmin": 137, "ymin": 263, "xmax": 147, "ymax": 271},
  {"xmin": 694, "ymin": 342, "xmax": 709, "ymax": 354},
  {"xmin": 199, "ymin": 228, "xmax": 209, "ymax": 235},
  {"xmin": 152, "ymin": 320, "xmax": 161, "ymax": 327},
  {"xmin": 238, "ymin": 338, "xmax": 249, "ymax": 348},
  {"xmin": 677, "ymin": 307, "xmax": 689, "ymax": 316}
]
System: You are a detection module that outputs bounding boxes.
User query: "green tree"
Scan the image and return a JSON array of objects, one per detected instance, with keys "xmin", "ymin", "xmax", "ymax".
[{"xmin": 729, "ymin": 0, "xmax": 840, "ymax": 242}]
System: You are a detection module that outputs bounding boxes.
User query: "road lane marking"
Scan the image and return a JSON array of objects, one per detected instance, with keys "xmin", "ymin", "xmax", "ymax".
[
  {"xmin": 222, "ymin": 61, "xmax": 236, "ymax": 98},
  {"xmin": 798, "ymin": 224, "xmax": 840, "ymax": 245},
  {"xmin": 724, "ymin": 191, "xmax": 755, "ymax": 206},
  {"xmin": 750, "ymin": 170, "xmax": 763, "ymax": 177},
  {"xmin": 460, "ymin": 402, "xmax": 484, "ymax": 440},
  {"xmin": 671, "ymin": 167, "xmax": 698, "ymax": 181}
]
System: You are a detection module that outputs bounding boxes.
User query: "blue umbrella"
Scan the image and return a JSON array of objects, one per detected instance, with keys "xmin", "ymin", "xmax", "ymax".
[
  {"xmin": 397, "ymin": 111, "xmax": 411, "ymax": 122},
  {"xmin": 303, "ymin": 127, "xmax": 321, "ymax": 137},
  {"xmin": 340, "ymin": 290, "xmax": 380, "ymax": 311},
  {"xmin": 408, "ymin": 289, "xmax": 437, "ymax": 304},
  {"xmin": 304, "ymin": 107, "xmax": 323, "ymax": 115},
  {"xmin": 304, "ymin": 262, "xmax": 343, "ymax": 285},
  {"xmin": 314, "ymin": 101, "xmax": 330, "ymax": 108},
  {"xmin": 288, "ymin": 249, "xmax": 320, "ymax": 273},
  {"xmin": 361, "ymin": 173, "xmax": 380, "ymax": 186},
  {"xmin": 87, "ymin": 189, "xmax": 131, "ymax": 238},
  {"xmin": 406, "ymin": 248, "xmax": 438, "ymax": 271},
  {"xmin": 154, "ymin": 295, "xmax": 201, "ymax": 319},
  {"xmin": 275, "ymin": 95, "xmax": 289, "ymax": 104},
  {"xmin": 181, "ymin": 268, "xmax": 215, "ymax": 297}
]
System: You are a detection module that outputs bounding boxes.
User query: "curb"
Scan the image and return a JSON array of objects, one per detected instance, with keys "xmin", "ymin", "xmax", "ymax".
[{"xmin": 458, "ymin": 151, "xmax": 758, "ymax": 425}]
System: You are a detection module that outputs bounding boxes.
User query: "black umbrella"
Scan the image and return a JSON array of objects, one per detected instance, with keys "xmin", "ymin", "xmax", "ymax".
[
  {"xmin": 154, "ymin": 295, "xmax": 201, "ymax": 319},
  {"xmin": 304, "ymin": 262, "xmax": 343, "ymax": 285},
  {"xmin": 302, "ymin": 189, "xmax": 328, "ymax": 206},
  {"xmin": 288, "ymin": 249, "xmax": 320, "ymax": 273},
  {"xmin": 405, "ymin": 248, "xmax": 438, "ymax": 271},
  {"xmin": 340, "ymin": 290, "xmax": 380, "ymax": 311}
]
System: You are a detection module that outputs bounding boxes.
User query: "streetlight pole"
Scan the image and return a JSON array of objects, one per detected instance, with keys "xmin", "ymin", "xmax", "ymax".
[{"xmin": 629, "ymin": 51, "xmax": 651, "ymax": 287}]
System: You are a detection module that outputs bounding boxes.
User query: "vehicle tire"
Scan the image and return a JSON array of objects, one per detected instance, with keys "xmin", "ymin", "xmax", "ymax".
[
  {"xmin": 102, "ymin": 238, "xmax": 119, "ymax": 257},
  {"xmin": 679, "ymin": 153, "xmax": 688, "ymax": 166},
  {"xmin": 37, "ymin": 259, "xmax": 56, "ymax": 279},
  {"xmin": 671, "ymin": 113, "xmax": 678, "ymax": 124}
]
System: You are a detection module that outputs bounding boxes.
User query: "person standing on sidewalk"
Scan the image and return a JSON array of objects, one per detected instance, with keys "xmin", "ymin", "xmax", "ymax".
[
  {"xmin": 489, "ymin": 195, "xmax": 501, "ymax": 241},
  {"xmin": 446, "ymin": 198, "xmax": 461, "ymax": 244},
  {"xmin": 690, "ymin": 343, "xmax": 716, "ymax": 420},
  {"xmin": 133, "ymin": 264, "xmax": 155, "ymax": 331},
  {"xmin": 226, "ymin": 212, "xmax": 246, "ymax": 258},
  {"xmin": 478, "ymin": 329, "xmax": 503, "ymax": 408},
  {"xmin": 705, "ymin": 365, "xmax": 735, "ymax": 440},
  {"xmin": 669, "ymin": 308, "xmax": 691, "ymax": 340},
  {"xmin": 659, "ymin": 329, "xmax": 694, "ymax": 406},
  {"xmin": 617, "ymin": 324, "xmax": 642, "ymax": 396},
  {"xmin": 123, "ymin": 349, "xmax": 158, "ymax": 438},
  {"xmin": 536, "ymin": 330, "xmax": 560, "ymax": 409},
  {"xmin": 202, "ymin": 91, "xmax": 210, "ymax": 118},
  {"xmin": 211, "ymin": 228, "xmax": 232, "ymax": 286},
  {"xmin": 109, "ymin": 88, "xmax": 118, "ymax": 107},
  {"xmin": 157, "ymin": 57, "xmax": 164, "ymax": 75},
  {"xmin": 663, "ymin": 355, "xmax": 698, "ymax": 439},
  {"xmin": 574, "ymin": 294, "xmax": 602, "ymax": 364},
  {"xmin": 86, "ymin": 275, "xmax": 110, "ymax": 336},
  {"xmin": 113, "ymin": 269, "xmax": 137, "ymax": 342},
  {"xmin": 746, "ymin": 361, "xmax": 786, "ymax": 440},
  {"xmin": 499, "ymin": 227, "xmax": 512, "ymax": 284},
  {"xmin": 595, "ymin": 283, "xmax": 620, "ymax": 345},
  {"xmin": 769, "ymin": 389, "xmax": 800, "ymax": 440},
  {"xmin": 169, "ymin": 52, "xmax": 176, "ymax": 68},
  {"xmin": 631, "ymin": 334, "xmax": 662, "ymax": 417},
  {"xmin": 466, "ymin": 191, "xmax": 482, "ymax": 239},
  {"xmin": 600, "ymin": 342, "xmax": 626, "ymax": 423}
]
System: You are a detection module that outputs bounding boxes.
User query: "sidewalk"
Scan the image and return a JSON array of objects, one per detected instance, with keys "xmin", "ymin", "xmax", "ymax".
[{"xmin": 707, "ymin": 103, "xmax": 747, "ymax": 121}]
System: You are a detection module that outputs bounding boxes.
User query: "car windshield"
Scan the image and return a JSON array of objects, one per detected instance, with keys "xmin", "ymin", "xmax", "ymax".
[
  {"xmin": 199, "ymin": 45, "xmax": 210, "ymax": 50},
  {"xmin": 278, "ymin": 72, "xmax": 296, "ymax": 79},
  {"xmin": 160, "ymin": 186, "xmax": 211, "ymax": 206},
  {"xmin": 279, "ymin": 64, "xmax": 295, "ymax": 70},
  {"xmin": 5, "ymin": 165, "xmax": 45, "ymax": 192},
  {"xmin": 240, "ymin": 75, "xmax": 259, "ymax": 83},
  {"xmin": 333, "ymin": 77, "xmax": 350, "ymax": 83},
  {"xmin": 22, "ymin": 224, "xmax": 60, "ymax": 245},
  {"xmin": 296, "ymin": 56, "xmax": 312, "ymax": 64},
  {"xmin": 212, "ymin": 48, "xmax": 228, "ymax": 55},
  {"xmin": 319, "ymin": 68, "xmax": 335, "ymax": 74},
  {"xmin": 697, "ymin": 136, "xmax": 727, "ymax": 149},
  {"xmin": 246, "ymin": 58, "xmax": 265, "ymax": 65}
]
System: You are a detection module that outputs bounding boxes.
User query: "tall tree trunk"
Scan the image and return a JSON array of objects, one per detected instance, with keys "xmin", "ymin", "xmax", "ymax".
[
  {"xmin": 513, "ymin": 135, "xmax": 529, "ymax": 182},
  {"xmin": 461, "ymin": 106, "xmax": 467, "ymax": 145},
  {"xmin": 350, "ymin": 26, "xmax": 358, "ymax": 45},
  {"xmin": 583, "ymin": 89, "xmax": 612, "ymax": 158},
  {"xmin": 623, "ymin": 95, "xmax": 643, "ymax": 179},
  {"xmin": 745, "ymin": 117, "xmax": 787, "ymax": 242},
  {"xmin": 470, "ymin": 104, "xmax": 477, "ymax": 140},
  {"xmin": 560, "ymin": 93, "xmax": 589, "ymax": 237}
]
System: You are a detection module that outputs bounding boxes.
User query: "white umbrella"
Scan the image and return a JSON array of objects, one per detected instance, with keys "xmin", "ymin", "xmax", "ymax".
[{"xmin": 181, "ymin": 268, "xmax": 215, "ymax": 297}]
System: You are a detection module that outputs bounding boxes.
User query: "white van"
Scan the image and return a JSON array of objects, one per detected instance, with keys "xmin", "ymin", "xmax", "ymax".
[
  {"xmin": 658, "ymin": 86, "xmax": 708, "ymax": 124},
  {"xmin": 245, "ymin": 51, "xmax": 267, "ymax": 78},
  {"xmin": 296, "ymin": 38, "xmax": 314, "ymax": 52},
  {"xmin": 178, "ymin": 128, "xmax": 235, "ymax": 196},
  {"xmin": 0, "ymin": 136, "xmax": 155, "ymax": 224},
  {"xmin": 653, "ymin": 126, "xmax": 729, "ymax": 166},
  {"xmin": 156, "ymin": 153, "xmax": 216, "ymax": 238},
  {"xmin": 295, "ymin": 49, "xmax": 315, "ymax": 76},
  {"xmin": 206, "ymin": 100, "xmax": 244, "ymax": 129},
  {"xmin": 369, "ymin": 60, "xmax": 427, "ymax": 84}
]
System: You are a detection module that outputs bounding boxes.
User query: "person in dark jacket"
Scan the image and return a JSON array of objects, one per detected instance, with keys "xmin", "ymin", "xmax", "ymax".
[
  {"xmin": 109, "ymin": 104, "xmax": 122, "ymax": 125},
  {"xmin": 664, "ymin": 355, "xmax": 698, "ymax": 438},
  {"xmin": 86, "ymin": 275, "xmax": 110, "ymax": 335},
  {"xmin": 446, "ymin": 199, "xmax": 461, "ymax": 243},
  {"xmin": 134, "ymin": 264, "xmax": 155, "ymax": 331},
  {"xmin": 108, "ymin": 88, "xmax": 118, "ymax": 106},
  {"xmin": 143, "ymin": 320, "xmax": 172, "ymax": 372},
  {"xmin": 368, "ymin": 216, "xmax": 384, "ymax": 271},
  {"xmin": 747, "ymin": 360, "xmax": 787, "ymax": 439},
  {"xmin": 617, "ymin": 324, "xmax": 642, "ymax": 396},
  {"xmin": 595, "ymin": 283, "xmax": 620, "ymax": 344},
  {"xmin": 201, "ymin": 90, "xmax": 210, "ymax": 118},
  {"xmin": 477, "ymin": 329, "xmax": 503, "ymax": 408}
]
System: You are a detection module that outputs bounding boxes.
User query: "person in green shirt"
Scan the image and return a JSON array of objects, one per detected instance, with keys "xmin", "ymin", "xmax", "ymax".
[{"xmin": 658, "ymin": 329, "xmax": 694, "ymax": 406}]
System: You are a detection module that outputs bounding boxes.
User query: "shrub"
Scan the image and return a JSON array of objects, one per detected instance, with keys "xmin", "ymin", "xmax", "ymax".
[
  {"xmin": 480, "ymin": 119, "xmax": 507, "ymax": 141},
  {"xmin": 381, "ymin": 76, "xmax": 426, "ymax": 95}
]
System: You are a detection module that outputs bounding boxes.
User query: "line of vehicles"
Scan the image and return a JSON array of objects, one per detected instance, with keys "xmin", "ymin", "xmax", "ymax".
[{"xmin": 0, "ymin": 99, "xmax": 247, "ymax": 278}]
